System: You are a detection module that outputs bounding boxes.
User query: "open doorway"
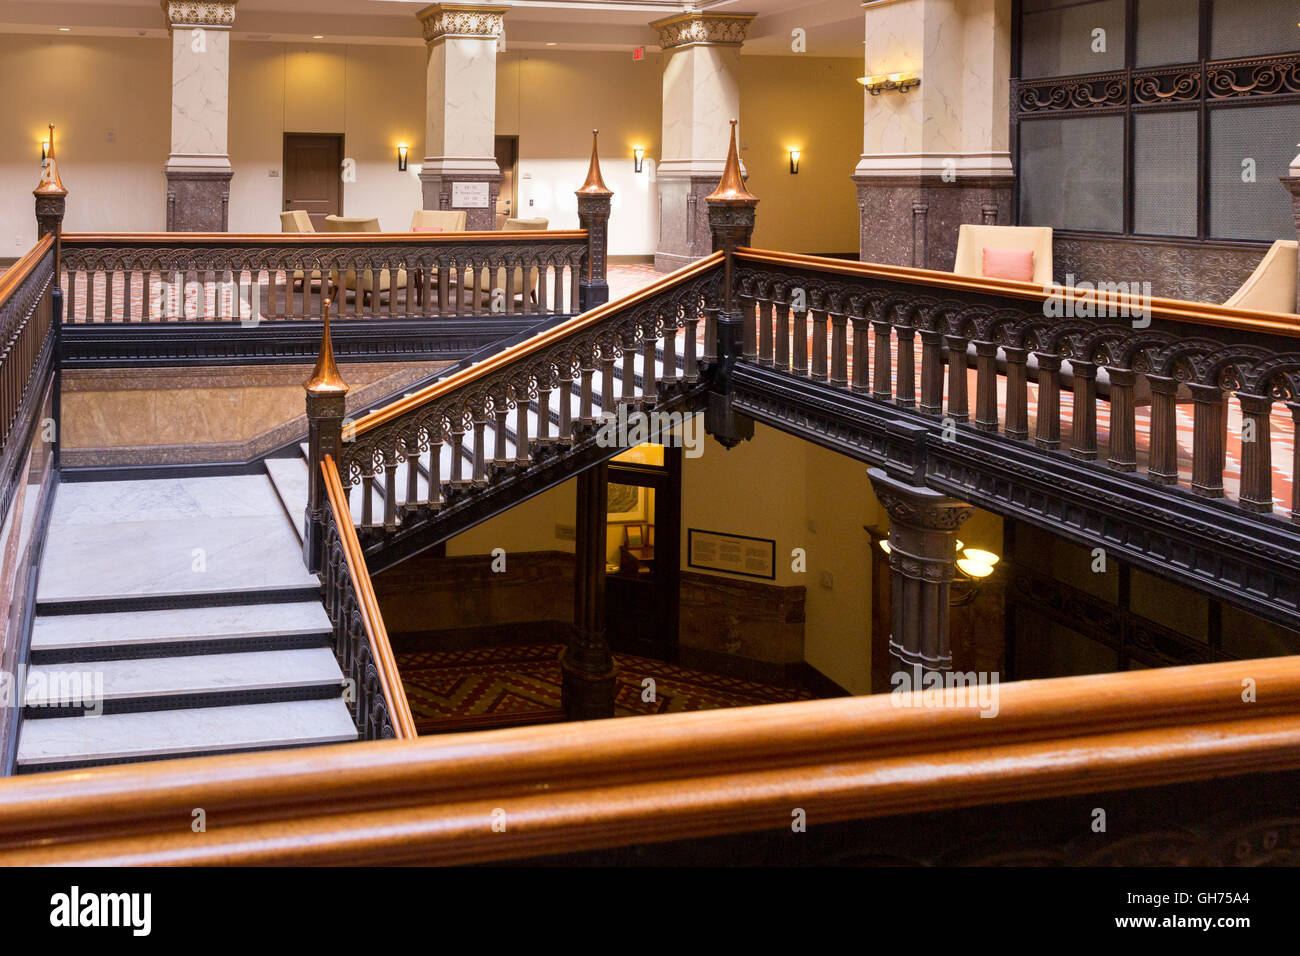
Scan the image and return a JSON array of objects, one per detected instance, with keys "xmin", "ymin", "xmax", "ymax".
[{"xmin": 494, "ymin": 135, "xmax": 518, "ymax": 226}]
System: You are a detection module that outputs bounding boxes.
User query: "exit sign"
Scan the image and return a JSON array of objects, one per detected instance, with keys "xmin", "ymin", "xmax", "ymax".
[{"xmin": 632, "ymin": 46, "xmax": 645, "ymax": 60}]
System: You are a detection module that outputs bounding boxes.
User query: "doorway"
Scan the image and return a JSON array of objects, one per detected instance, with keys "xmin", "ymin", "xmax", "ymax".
[
  {"xmin": 604, "ymin": 446, "xmax": 682, "ymax": 661},
  {"xmin": 494, "ymin": 135, "xmax": 518, "ymax": 225},
  {"xmin": 283, "ymin": 133, "xmax": 343, "ymax": 230}
]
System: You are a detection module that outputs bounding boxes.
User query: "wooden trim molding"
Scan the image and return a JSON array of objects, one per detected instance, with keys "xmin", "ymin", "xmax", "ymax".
[
  {"xmin": 0, "ymin": 234, "xmax": 54, "ymax": 304},
  {"xmin": 60, "ymin": 231, "xmax": 583, "ymax": 246},
  {"xmin": 0, "ymin": 655, "xmax": 1298, "ymax": 864}
]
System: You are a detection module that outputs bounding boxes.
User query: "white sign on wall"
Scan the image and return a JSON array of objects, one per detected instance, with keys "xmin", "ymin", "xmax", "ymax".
[{"xmin": 451, "ymin": 181, "xmax": 490, "ymax": 208}]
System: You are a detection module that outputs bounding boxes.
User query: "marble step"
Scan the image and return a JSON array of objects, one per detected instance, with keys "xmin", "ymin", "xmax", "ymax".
[
  {"xmin": 16, "ymin": 697, "xmax": 359, "ymax": 773},
  {"xmin": 23, "ymin": 647, "xmax": 344, "ymax": 715},
  {"xmin": 29, "ymin": 600, "xmax": 332, "ymax": 664}
]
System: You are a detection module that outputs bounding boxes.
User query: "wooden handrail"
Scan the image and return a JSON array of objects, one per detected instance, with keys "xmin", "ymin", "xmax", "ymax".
[
  {"xmin": 349, "ymin": 250, "xmax": 726, "ymax": 438},
  {"xmin": 0, "ymin": 233, "xmax": 55, "ymax": 305},
  {"xmin": 60, "ymin": 230, "xmax": 584, "ymax": 245},
  {"xmin": 321, "ymin": 453, "xmax": 417, "ymax": 739},
  {"xmin": 1, "ymin": 654, "xmax": 1298, "ymax": 864},
  {"xmin": 735, "ymin": 246, "xmax": 1300, "ymax": 337}
]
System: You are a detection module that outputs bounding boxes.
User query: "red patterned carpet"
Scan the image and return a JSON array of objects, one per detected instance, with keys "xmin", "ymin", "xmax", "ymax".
[{"xmin": 396, "ymin": 642, "xmax": 812, "ymax": 734}]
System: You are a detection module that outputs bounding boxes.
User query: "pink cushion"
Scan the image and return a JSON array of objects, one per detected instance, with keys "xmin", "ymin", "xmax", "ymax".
[
  {"xmin": 982, "ymin": 247, "xmax": 1034, "ymax": 282},
  {"xmin": 412, "ymin": 226, "xmax": 443, "ymax": 233}
]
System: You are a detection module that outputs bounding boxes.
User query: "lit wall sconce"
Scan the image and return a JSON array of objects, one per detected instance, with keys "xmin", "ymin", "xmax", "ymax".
[
  {"xmin": 633, "ymin": 146, "xmax": 645, "ymax": 173},
  {"xmin": 874, "ymin": 534, "xmax": 1000, "ymax": 606},
  {"xmin": 858, "ymin": 71, "xmax": 921, "ymax": 96},
  {"xmin": 788, "ymin": 148, "xmax": 801, "ymax": 174},
  {"xmin": 41, "ymin": 139, "xmax": 49, "ymax": 161},
  {"xmin": 397, "ymin": 144, "xmax": 409, "ymax": 172}
]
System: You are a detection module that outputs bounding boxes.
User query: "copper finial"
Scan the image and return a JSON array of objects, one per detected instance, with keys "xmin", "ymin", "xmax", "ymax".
[
  {"xmin": 576, "ymin": 129, "xmax": 613, "ymax": 196},
  {"xmin": 305, "ymin": 286, "xmax": 348, "ymax": 395},
  {"xmin": 35, "ymin": 123, "xmax": 67, "ymax": 196},
  {"xmin": 705, "ymin": 119, "xmax": 757, "ymax": 205}
]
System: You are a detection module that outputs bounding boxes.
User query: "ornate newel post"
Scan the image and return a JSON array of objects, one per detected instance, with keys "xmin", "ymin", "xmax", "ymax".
[
  {"xmin": 869, "ymin": 466, "xmax": 974, "ymax": 676},
  {"xmin": 34, "ymin": 124, "xmax": 68, "ymax": 241},
  {"xmin": 561, "ymin": 460, "xmax": 616, "ymax": 720},
  {"xmin": 303, "ymin": 295, "xmax": 348, "ymax": 574},
  {"xmin": 704, "ymin": 119, "xmax": 757, "ymax": 449},
  {"xmin": 1284, "ymin": 144, "xmax": 1300, "ymax": 315},
  {"xmin": 575, "ymin": 130, "xmax": 614, "ymax": 312}
]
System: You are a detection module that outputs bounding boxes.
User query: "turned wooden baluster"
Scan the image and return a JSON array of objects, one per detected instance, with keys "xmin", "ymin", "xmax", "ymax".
[
  {"xmin": 473, "ymin": 404, "xmax": 490, "ymax": 485},
  {"xmin": 428, "ymin": 424, "xmax": 444, "ymax": 508},
  {"xmin": 536, "ymin": 260, "xmax": 549, "ymax": 316},
  {"xmin": 515, "ymin": 381, "xmax": 532, "ymax": 466},
  {"xmin": 851, "ymin": 313, "xmax": 870, "ymax": 395},
  {"xmin": 383, "ymin": 454, "xmax": 399, "ymax": 531},
  {"xmin": 871, "ymin": 311, "xmax": 893, "ymax": 402},
  {"xmin": 741, "ymin": 287, "xmax": 758, "ymax": 362},
  {"xmin": 1146, "ymin": 376, "xmax": 1180, "ymax": 485},
  {"xmin": 684, "ymin": 305, "xmax": 700, "ymax": 380},
  {"xmin": 1034, "ymin": 352, "xmax": 1062, "ymax": 450},
  {"xmin": 1069, "ymin": 361, "xmax": 1099, "ymax": 460},
  {"xmin": 1290, "ymin": 401, "xmax": 1300, "ymax": 524},
  {"xmin": 662, "ymin": 314, "xmax": 680, "ymax": 385},
  {"xmin": 449, "ymin": 417, "xmax": 467, "ymax": 488},
  {"xmin": 1237, "ymin": 391, "xmax": 1274, "ymax": 513},
  {"xmin": 895, "ymin": 320, "xmax": 916, "ymax": 408},
  {"xmin": 1003, "ymin": 346, "xmax": 1030, "ymax": 440},
  {"xmin": 810, "ymin": 307, "xmax": 829, "ymax": 383},
  {"xmin": 1188, "ymin": 383, "xmax": 1226, "ymax": 497},
  {"xmin": 973, "ymin": 340, "xmax": 999, "ymax": 432},
  {"xmin": 758, "ymin": 297, "xmax": 774, "ymax": 366},
  {"xmin": 621, "ymin": 327, "xmax": 638, "ymax": 405},
  {"xmin": 404, "ymin": 432, "xmax": 421, "ymax": 513},
  {"xmin": 641, "ymin": 316, "xmax": 659, "ymax": 404},
  {"xmin": 775, "ymin": 299, "xmax": 791, "ymax": 372},
  {"xmin": 569, "ymin": 255, "xmax": 581, "ymax": 313},
  {"xmin": 1106, "ymin": 367, "xmax": 1138, "ymax": 472},
  {"xmin": 945, "ymin": 333, "xmax": 969, "ymax": 423},
  {"xmin": 579, "ymin": 360, "xmax": 596, "ymax": 425},
  {"xmin": 492, "ymin": 391, "xmax": 510, "ymax": 472},
  {"xmin": 600, "ymin": 348, "xmax": 617, "ymax": 414},
  {"xmin": 791, "ymin": 302, "xmax": 809, "ymax": 376},
  {"xmin": 917, "ymin": 328, "xmax": 944, "ymax": 415},
  {"xmin": 536, "ymin": 377, "xmax": 554, "ymax": 444},
  {"xmin": 830, "ymin": 308, "xmax": 849, "ymax": 389}
]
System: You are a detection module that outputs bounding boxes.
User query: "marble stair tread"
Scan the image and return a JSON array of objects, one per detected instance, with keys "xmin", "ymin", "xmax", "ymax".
[
  {"xmin": 264, "ymin": 457, "xmax": 310, "ymax": 542},
  {"xmin": 38, "ymin": 475, "xmax": 317, "ymax": 604},
  {"xmin": 16, "ymin": 698, "xmax": 359, "ymax": 767},
  {"xmin": 24, "ymin": 648, "xmax": 343, "ymax": 706},
  {"xmin": 31, "ymin": 601, "xmax": 332, "ymax": 654}
]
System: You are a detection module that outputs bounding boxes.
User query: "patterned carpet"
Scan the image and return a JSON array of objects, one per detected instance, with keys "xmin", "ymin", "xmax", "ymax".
[{"xmin": 396, "ymin": 642, "xmax": 812, "ymax": 734}]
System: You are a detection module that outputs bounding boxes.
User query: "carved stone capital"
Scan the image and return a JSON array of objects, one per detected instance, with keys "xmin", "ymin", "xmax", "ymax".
[
  {"xmin": 418, "ymin": 3, "xmax": 508, "ymax": 43},
  {"xmin": 161, "ymin": 0, "xmax": 237, "ymax": 28},
  {"xmin": 870, "ymin": 471, "xmax": 975, "ymax": 533},
  {"xmin": 650, "ymin": 12, "xmax": 755, "ymax": 50}
]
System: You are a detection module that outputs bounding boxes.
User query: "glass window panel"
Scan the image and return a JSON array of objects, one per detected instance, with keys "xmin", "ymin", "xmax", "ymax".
[
  {"xmin": 1019, "ymin": 115, "xmax": 1126, "ymax": 232},
  {"xmin": 1208, "ymin": 104, "xmax": 1298, "ymax": 241},
  {"xmin": 1133, "ymin": 111, "xmax": 1199, "ymax": 236},
  {"xmin": 1135, "ymin": 0, "xmax": 1199, "ymax": 67},
  {"xmin": 1210, "ymin": 0, "xmax": 1300, "ymax": 61},
  {"xmin": 1022, "ymin": 0, "xmax": 1126, "ymax": 79}
]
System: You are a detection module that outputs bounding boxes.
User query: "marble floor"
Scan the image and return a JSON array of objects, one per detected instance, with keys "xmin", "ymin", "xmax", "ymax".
[{"xmin": 38, "ymin": 474, "xmax": 318, "ymax": 605}]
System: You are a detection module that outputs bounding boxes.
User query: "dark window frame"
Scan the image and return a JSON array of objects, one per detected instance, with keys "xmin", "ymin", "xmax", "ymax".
[{"xmin": 1011, "ymin": 0, "xmax": 1300, "ymax": 246}]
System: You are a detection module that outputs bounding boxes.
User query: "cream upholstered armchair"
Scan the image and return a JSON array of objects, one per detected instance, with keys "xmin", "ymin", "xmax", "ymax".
[
  {"xmin": 279, "ymin": 210, "xmax": 321, "ymax": 289},
  {"xmin": 324, "ymin": 215, "xmax": 407, "ymax": 306},
  {"xmin": 410, "ymin": 209, "xmax": 467, "ymax": 232},
  {"xmin": 1224, "ymin": 240, "xmax": 1298, "ymax": 314},
  {"xmin": 953, "ymin": 224, "xmax": 1054, "ymax": 287},
  {"xmin": 498, "ymin": 217, "xmax": 549, "ymax": 307}
]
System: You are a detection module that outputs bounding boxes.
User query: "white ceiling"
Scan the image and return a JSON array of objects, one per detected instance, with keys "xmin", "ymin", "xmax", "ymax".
[{"xmin": 0, "ymin": 0, "xmax": 866, "ymax": 57}]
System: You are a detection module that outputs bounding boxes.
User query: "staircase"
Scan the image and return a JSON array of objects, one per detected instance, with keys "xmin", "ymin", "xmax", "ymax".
[{"xmin": 15, "ymin": 474, "xmax": 357, "ymax": 774}]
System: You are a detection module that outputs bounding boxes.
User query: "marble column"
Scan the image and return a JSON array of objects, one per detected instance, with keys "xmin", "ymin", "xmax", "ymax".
[
  {"xmin": 416, "ymin": 4, "xmax": 507, "ymax": 232},
  {"xmin": 852, "ymin": 0, "xmax": 1015, "ymax": 270},
  {"xmin": 650, "ymin": 12, "xmax": 755, "ymax": 272},
  {"xmin": 1283, "ymin": 144, "xmax": 1300, "ymax": 315},
  {"xmin": 868, "ymin": 467, "xmax": 974, "ymax": 675},
  {"xmin": 162, "ymin": 0, "xmax": 236, "ymax": 232}
]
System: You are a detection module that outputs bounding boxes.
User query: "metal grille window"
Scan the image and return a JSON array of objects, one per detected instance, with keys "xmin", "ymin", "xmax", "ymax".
[{"xmin": 1014, "ymin": 0, "xmax": 1300, "ymax": 242}]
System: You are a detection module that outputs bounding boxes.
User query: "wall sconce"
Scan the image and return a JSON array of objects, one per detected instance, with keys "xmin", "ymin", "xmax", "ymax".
[
  {"xmin": 788, "ymin": 148, "xmax": 801, "ymax": 174},
  {"xmin": 41, "ymin": 139, "xmax": 49, "ymax": 161},
  {"xmin": 875, "ymin": 536, "xmax": 1000, "ymax": 606},
  {"xmin": 633, "ymin": 146, "xmax": 645, "ymax": 173},
  {"xmin": 397, "ymin": 144, "xmax": 409, "ymax": 172},
  {"xmin": 858, "ymin": 72, "xmax": 921, "ymax": 96}
]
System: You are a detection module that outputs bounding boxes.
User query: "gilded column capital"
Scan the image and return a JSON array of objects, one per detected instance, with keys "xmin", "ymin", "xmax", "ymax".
[
  {"xmin": 650, "ymin": 12, "xmax": 755, "ymax": 50},
  {"xmin": 417, "ymin": 3, "xmax": 508, "ymax": 43},
  {"xmin": 161, "ymin": 0, "xmax": 238, "ymax": 29}
]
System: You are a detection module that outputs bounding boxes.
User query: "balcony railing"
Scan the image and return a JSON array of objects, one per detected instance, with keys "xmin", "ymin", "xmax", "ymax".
[{"xmin": 58, "ymin": 230, "xmax": 591, "ymax": 323}]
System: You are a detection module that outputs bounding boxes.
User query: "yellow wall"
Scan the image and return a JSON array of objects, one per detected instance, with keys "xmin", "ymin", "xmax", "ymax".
[{"xmin": 738, "ymin": 56, "xmax": 864, "ymax": 254}]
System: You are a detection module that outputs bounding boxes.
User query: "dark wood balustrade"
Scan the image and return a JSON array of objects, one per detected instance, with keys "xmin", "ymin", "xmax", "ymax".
[
  {"xmin": 732, "ymin": 248, "xmax": 1300, "ymax": 524},
  {"xmin": 319, "ymin": 454, "xmax": 416, "ymax": 740},
  {"xmin": 58, "ymin": 231, "xmax": 590, "ymax": 323}
]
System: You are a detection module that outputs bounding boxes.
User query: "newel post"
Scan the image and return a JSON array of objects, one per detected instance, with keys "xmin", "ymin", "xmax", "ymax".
[
  {"xmin": 34, "ymin": 124, "xmax": 68, "ymax": 292},
  {"xmin": 703, "ymin": 119, "xmax": 757, "ymax": 448},
  {"xmin": 303, "ymin": 293, "xmax": 348, "ymax": 574},
  {"xmin": 575, "ymin": 129, "xmax": 614, "ymax": 311}
]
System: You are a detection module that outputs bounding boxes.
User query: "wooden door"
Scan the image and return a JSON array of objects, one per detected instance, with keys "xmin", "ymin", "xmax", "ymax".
[
  {"xmin": 283, "ymin": 134, "xmax": 343, "ymax": 231},
  {"xmin": 495, "ymin": 136, "xmax": 518, "ymax": 223}
]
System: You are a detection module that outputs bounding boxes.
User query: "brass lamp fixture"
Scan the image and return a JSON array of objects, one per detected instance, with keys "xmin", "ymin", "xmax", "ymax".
[
  {"xmin": 858, "ymin": 71, "xmax": 921, "ymax": 95},
  {"xmin": 633, "ymin": 145, "xmax": 645, "ymax": 173},
  {"xmin": 397, "ymin": 144, "xmax": 409, "ymax": 172},
  {"xmin": 788, "ymin": 147, "xmax": 801, "ymax": 174},
  {"xmin": 875, "ymin": 535, "xmax": 1000, "ymax": 606}
]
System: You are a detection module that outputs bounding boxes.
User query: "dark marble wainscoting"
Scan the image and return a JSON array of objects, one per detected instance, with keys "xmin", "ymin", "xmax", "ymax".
[
  {"xmin": 164, "ymin": 168, "xmax": 232, "ymax": 233},
  {"xmin": 852, "ymin": 174, "xmax": 1015, "ymax": 271},
  {"xmin": 655, "ymin": 174, "xmax": 728, "ymax": 272},
  {"xmin": 1052, "ymin": 234, "xmax": 1270, "ymax": 304}
]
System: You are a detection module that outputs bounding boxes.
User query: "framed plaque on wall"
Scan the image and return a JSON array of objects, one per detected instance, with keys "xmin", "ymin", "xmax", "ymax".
[{"xmin": 687, "ymin": 529, "xmax": 776, "ymax": 581}]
